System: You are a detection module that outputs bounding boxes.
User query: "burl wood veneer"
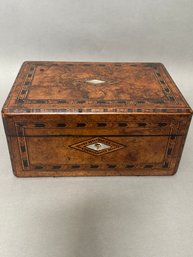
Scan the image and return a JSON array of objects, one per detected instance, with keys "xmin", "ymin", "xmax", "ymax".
[{"xmin": 2, "ymin": 61, "xmax": 192, "ymax": 177}]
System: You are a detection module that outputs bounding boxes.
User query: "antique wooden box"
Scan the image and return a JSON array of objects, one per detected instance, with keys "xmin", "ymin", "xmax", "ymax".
[{"xmin": 2, "ymin": 61, "xmax": 192, "ymax": 177}]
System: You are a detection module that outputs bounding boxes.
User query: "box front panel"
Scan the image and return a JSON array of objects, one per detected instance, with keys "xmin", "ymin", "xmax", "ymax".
[
  {"xmin": 3, "ymin": 113, "xmax": 191, "ymax": 176},
  {"xmin": 8, "ymin": 133, "xmax": 185, "ymax": 176}
]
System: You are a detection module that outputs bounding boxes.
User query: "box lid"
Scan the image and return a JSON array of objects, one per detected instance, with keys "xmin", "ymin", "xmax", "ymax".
[{"xmin": 2, "ymin": 61, "xmax": 192, "ymax": 114}]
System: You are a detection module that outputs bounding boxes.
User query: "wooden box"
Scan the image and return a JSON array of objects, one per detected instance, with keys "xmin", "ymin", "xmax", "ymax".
[{"xmin": 2, "ymin": 61, "xmax": 192, "ymax": 177}]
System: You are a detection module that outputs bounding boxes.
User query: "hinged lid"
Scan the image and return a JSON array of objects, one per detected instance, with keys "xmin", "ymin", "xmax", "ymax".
[{"xmin": 2, "ymin": 61, "xmax": 192, "ymax": 115}]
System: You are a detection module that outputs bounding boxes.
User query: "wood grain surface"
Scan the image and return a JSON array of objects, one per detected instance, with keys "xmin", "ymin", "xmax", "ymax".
[{"xmin": 2, "ymin": 62, "xmax": 192, "ymax": 176}]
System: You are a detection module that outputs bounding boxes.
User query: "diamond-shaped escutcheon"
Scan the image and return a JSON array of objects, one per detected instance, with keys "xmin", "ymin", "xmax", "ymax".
[
  {"xmin": 86, "ymin": 79, "xmax": 105, "ymax": 85},
  {"xmin": 70, "ymin": 137, "xmax": 126, "ymax": 156}
]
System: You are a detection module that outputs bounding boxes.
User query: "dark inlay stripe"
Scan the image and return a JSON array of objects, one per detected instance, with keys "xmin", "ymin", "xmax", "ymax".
[
  {"xmin": 167, "ymin": 148, "xmax": 172, "ymax": 155},
  {"xmin": 53, "ymin": 165, "xmax": 61, "ymax": 170},
  {"xmin": 158, "ymin": 122, "xmax": 167, "ymax": 127},
  {"xmin": 71, "ymin": 165, "xmax": 80, "ymax": 169},
  {"xmin": 97, "ymin": 100, "xmax": 106, "ymax": 104},
  {"xmin": 57, "ymin": 123, "xmax": 66, "ymax": 127},
  {"xmin": 17, "ymin": 99, "xmax": 24, "ymax": 104},
  {"xmin": 169, "ymin": 96, "xmax": 175, "ymax": 101},
  {"xmin": 108, "ymin": 164, "xmax": 116, "ymax": 169},
  {"xmin": 162, "ymin": 162, "xmax": 169, "ymax": 168},
  {"xmin": 35, "ymin": 100, "xmax": 47, "ymax": 104},
  {"xmin": 126, "ymin": 165, "xmax": 134, "ymax": 168},
  {"xmin": 35, "ymin": 123, "xmax": 45, "ymax": 127},
  {"xmin": 118, "ymin": 123, "xmax": 127, "ymax": 127},
  {"xmin": 17, "ymin": 131, "xmax": 23, "ymax": 137},
  {"xmin": 20, "ymin": 146, "xmax": 26, "ymax": 152},
  {"xmin": 35, "ymin": 165, "xmax": 43, "ymax": 169},
  {"xmin": 21, "ymin": 90, "xmax": 27, "ymax": 94},
  {"xmin": 118, "ymin": 100, "xmax": 126, "ymax": 104},
  {"xmin": 152, "ymin": 99, "xmax": 164, "ymax": 104},
  {"xmin": 90, "ymin": 165, "xmax": 99, "ymax": 169},
  {"xmin": 23, "ymin": 159, "xmax": 28, "ymax": 167},
  {"xmin": 77, "ymin": 123, "xmax": 86, "ymax": 127},
  {"xmin": 138, "ymin": 122, "xmax": 147, "ymax": 127},
  {"xmin": 58, "ymin": 100, "xmax": 66, "ymax": 103},
  {"xmin": 97, "ymin": 123, "xmax": 107, "ymax": 127},
  {"xmin": 144, "ymin": 164, "xmax": 153, "ymax": 168}
]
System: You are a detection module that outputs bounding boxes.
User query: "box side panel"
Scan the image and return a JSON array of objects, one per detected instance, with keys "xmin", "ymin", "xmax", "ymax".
[
  {"xmin": 4, "ymin": 136, "xmax": 21, "ymax": 176},
  {"xmin": 2, "ymin": 114, "xmax": 17, "ymax": 176},
  {"xmin": 172, "ymin": 114, "xmax": 192, "ymax": 174},
  {"xmin": 161, "ymin": 63, "xmax": 193, "ymax": 112}
]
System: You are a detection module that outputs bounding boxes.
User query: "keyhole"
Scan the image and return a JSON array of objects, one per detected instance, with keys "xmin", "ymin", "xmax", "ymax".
[{"xmin": 94, "ymin": 143, "xmax": 101, "ymax": 150}]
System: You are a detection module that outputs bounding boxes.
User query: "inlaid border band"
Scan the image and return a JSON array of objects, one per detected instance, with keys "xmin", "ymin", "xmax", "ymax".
[{"xmin": 15, "ymin": 120, "xmax": 179, "ymax": 172}]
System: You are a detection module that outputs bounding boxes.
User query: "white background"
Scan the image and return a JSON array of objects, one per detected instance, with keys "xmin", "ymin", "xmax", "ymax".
[{"xmin": 0, "ymin": 0, "xmax": 193, "ymax": 256}]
